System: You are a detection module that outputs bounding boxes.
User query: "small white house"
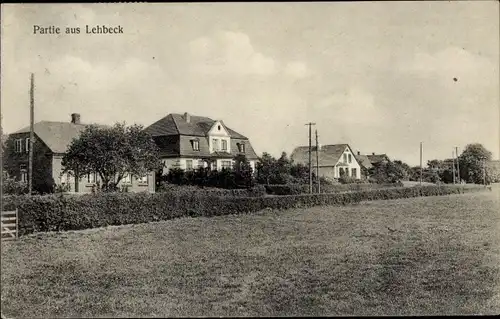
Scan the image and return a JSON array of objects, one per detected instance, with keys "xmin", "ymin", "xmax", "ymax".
[{"xmin": 291, "ymin": 144, "xmax": 362, "ymax": 180}]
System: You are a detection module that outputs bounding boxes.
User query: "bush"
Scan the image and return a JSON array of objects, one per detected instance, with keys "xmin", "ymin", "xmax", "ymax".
[
  {"xmin": 157, "ymin": 182, "xmax": 266, "ymax": 197},
  {"xmin": 265, "ymin": 184, "xmax": 306, "ymax": 195},
  {"xmin": 2, "ymin": 184, "xmax": 489, "ymax": 237}
]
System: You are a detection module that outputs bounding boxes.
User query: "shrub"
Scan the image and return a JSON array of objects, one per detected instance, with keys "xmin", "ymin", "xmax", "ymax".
[
  {"xmin": 157, "ymin": 182, "xmax": 266, "ymax": 197},
  {"xmin": 2, "ymin": 184, "xmax": 488, "ymax": 237},
  {"xmin": 264, "ymin": 184, "xmax": 307, "ymax": 195}
]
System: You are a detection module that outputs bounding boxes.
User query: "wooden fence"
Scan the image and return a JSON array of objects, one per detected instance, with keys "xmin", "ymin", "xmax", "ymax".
[{"xmin": 1, "ymin": 209, "xmax": 18, "ymax": 241}]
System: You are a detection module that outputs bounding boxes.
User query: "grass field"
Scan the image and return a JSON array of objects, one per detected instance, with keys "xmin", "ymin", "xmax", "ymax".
[{"xmin": 2, "ymin": 190, "xmax": 499, "ymax": 317}]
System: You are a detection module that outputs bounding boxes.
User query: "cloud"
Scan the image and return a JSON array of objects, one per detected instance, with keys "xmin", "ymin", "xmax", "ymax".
[
  {"xmin": 401, "ymin": 46, "xmax": 496, "ymax": 87},
  {"xmin": 284, "ymin": 61, "xmax": 309, "ymax": 78},
  {"xmin": 315, "ymin": 87, "xmax": 382, "ymax": 125},
  {"xmin": 188, "ymin": 30, "xmax": 276, "ymax": 76}
]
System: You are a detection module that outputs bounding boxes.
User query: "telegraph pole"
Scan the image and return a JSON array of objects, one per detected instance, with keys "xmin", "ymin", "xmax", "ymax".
[
  {"xmin": 305, "ymin": 122, "xmax": 316, "ymax": 193},
  {"xmin": 28, "ymin": 73, "xmax": 35, "ymax": 195},
  {"xmin": 315, "ymin": 129, "xmax": 320, "ymax": 194},
  {"xmin": 419, "ymin": 142, "xmax": 423, "ymax": 186},
  {"xmin": 455, "ymin": 146, "xmax": 460, "ymax": 184},
  {"xmin": 452, "ymin": 149, "xmax": 456, "ymax": 185}
]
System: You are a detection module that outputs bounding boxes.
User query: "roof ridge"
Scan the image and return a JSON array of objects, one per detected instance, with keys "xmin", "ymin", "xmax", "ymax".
[{"xmin": 170, "ymin": 114, "xmax": 181, "ymax": 135}]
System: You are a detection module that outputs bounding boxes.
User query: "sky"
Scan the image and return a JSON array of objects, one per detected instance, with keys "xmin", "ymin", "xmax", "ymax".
[{"xmin": 1, "ymin": 2, "xmax": 499, "ymax": 166}]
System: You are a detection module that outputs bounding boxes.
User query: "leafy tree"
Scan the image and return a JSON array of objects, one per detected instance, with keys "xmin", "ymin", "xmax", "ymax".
[
  {"xmin": 255, "ymin": 152, "xmax": 275, "ymax": 184},
  {"xmin": 371, "ymin": 160, "xmax": 411, "ymax": 183},
  {"xmin": 458, "ymin": 143, "xmax": 492, "ymax": 184},
  {"xmin": 62, "ymin": 122, "xmax": 161, "ymax": 191},
  {"xmin": 233, "ymin": 154, "xmax": 254, "ymax": 188}
]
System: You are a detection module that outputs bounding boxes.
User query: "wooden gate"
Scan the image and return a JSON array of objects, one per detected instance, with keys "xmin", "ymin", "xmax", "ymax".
[{"xmin": 1, "ymin": 209, "xmax": 18, "ymax": 241}]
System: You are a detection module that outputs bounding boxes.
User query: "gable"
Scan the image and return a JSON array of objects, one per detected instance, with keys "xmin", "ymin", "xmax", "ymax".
[
  {"xmin": 334, "ymin": 145, "xmax": 360, "ymax": 167},
  {"xmin": 208, "ymin": 120, "xmax": 230, "ymax": 137}
]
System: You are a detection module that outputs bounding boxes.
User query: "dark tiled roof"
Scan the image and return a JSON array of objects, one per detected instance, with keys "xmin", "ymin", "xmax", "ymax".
[
  {"xmin": 11, "ymin": 121, "xmax": 107, "ymax": 154},
  {"xmin": 144, "ymin": 113, "xmax": 248, "ymax": 139},
  {"xmin": 355, "ymin": 154, "xmax": 373, "ymax": 169},
  {"xmin": 367, "ymin": 154, "xmax": 390, "ymax": 164},
  {"xmin": 291, "ymin": 144, "xmax": 351, "ymax": 167}
]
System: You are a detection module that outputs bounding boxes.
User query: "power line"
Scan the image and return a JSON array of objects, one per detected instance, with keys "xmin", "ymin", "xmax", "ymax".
[
  {"xmin": 305, "ymin": 122, "xmax": 316, "ymax": 194},
  {"xmin": 29, "ymin": 73, "xmax": 35, "ymax": 196},
  {"xmin": 315, "ymin": 129, "xmax": 320, "ymax": 194},
  {"xmin": 419, "ymin": 142, "xmax": 423, "ymax": 186}
]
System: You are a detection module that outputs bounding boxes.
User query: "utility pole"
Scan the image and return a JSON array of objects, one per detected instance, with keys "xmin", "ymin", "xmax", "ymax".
[
  {"xmin": 419, "ymin": 142, "xmax": 423, "ymax": 186},
  {"xmin": 452, "ymin": 149, "xmax": 456, "ymax": 185},
  {"xmin": 305, "ymin": 122, "xmax": 316, "ymax": 194},
  {"xmin": 315, "ymin": 129, "xmax": 320, "ymax": 194},
  {"xmin": 29, "ymin": 73, "xmax": 35, "ymax": 196},
  {"xmin": 455, "ymin": 146, "xmax": 460, "ymax": 184}
]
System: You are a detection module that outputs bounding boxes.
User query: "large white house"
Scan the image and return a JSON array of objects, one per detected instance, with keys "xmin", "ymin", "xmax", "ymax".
[{"xmin": 144, "ymin": 112, "xmax": 259, "ymax": 173}]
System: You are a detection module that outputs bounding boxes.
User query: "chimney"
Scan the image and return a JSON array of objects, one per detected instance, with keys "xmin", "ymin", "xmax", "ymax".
[
  {"xmin": 184, "ymin": 112, "xmax": 191, "ymax": 123},
  {"xmin": 71, "ymin": 113, "xmax": 81, "ymax": 124},
  {"xmin": 372, "ymin": 152, "xmax": 375, "ymax": 155},
  {"xmin": 357, "ymin": 151, "xmax": 360, "ymax": 155}
]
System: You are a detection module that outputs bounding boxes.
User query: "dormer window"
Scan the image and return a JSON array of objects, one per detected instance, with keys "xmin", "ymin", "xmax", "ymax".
[
  {"xmin": 191, "ymin": 138, "xmax": 200, "ymax": 151},
  {"xmin": 237, "ymin": 142, "xmax": 246, "ymax": 153}
]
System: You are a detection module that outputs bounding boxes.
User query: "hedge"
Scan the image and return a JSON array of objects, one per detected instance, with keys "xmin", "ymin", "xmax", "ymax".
[
  {"xmin": 157, "ymin": 183, "xmax": 267, "ymax": 197},
  {"xmin": 1, "ymin": 184, "xmax": 490, "ymax": 236},
  {"xmin": 264, "ymin": 182, "xmax": 402, "ymax": 195}
]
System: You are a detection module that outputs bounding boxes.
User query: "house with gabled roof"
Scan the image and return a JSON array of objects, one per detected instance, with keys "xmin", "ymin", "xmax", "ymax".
[
  {"xmin": 354, "ymin": 151, "xmax": 373, "ymax": 179},
  {"xmin": 4, "ymin": 113, "xmax": 155, "ymax": 194},
  {"xmin": 144, "ymin": 112, "xmax": 259, "ymax": 173},
  {"xmin": 290, "ymin": 143, "xmax": 362, "ymax": 180},
  {"xmin": 366, "ymin": 153, "xmax": 390, "ymax": 166}
]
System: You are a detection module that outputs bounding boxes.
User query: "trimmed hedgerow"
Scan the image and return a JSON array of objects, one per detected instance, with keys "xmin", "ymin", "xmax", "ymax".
[
  {"xmin": 1, "ymin": 184, "xmax": 490, "ymax": 236},
  {"xmin": 157, "ymin": 183, "xmax": 267, "ymax": 197},
  {"xmin": 264, "ymin": 182, "xmax": 403, "ymax": 195}
]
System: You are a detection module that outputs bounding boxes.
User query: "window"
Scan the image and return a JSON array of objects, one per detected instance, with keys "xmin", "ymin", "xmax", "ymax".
[
  {"xmin": 348, "ymin": 154, "xmax": 352, "ymax": 163},
  {"xmin": 343, "ymin": 153, "xmax": 348, "ymax": 163},
  {"xmin": 192, "ymin": 139, "xmax": 200, "ymax": 151},
  {"xmin": 123, "ymin": 173, "xmax": 132, "ymax": 184},
  {"xmin": 198, "ymin": 160, "xmax": 204, "ymax": 168},
  {"xmin": 87, "ymin": 172, "xmax": 97, "ymax": 184},
  {"xmin": 25, "ymin": 138, "xmax": 30, "ymax": 153},
  {"xmin": 20, "ymin": 164, "xmax": 27, "ymax": 182},
  {"xmin": 221, "ymin": 160, "xmax": 232, "ymax": 170},
  {"xmin": 15, "ymin": 139, "xmax": 23, "ymax": 153},
  {"xmin": 339, "ymin": 167, "xmax": 344, "ymax": 177},
  {"xmin": 212, "ymin": 139, "xmax": 218, "ymax": 151},
  {"xmin": 138, "ymin": 175, "xmax": 148, "ymax": 184},
  {"xmin": 238, "ymin": 143, "xmax": 246, "ymax": 153},
  {"xmin": 351, "ymin": 168, "xmax": 357, "ymax": 178},
  {"xmin": 211, "ymin": 161, "xmax": 218, "ymax": 171},
  {"xmin": 221, "ymin": 140, "xmax": 227, "ymax": 151},
  {"xmin": 218, "ymin": 125, "xmax": 221, "ymax": 131},
  {"xmin": 186, "ymin": 159, "xmax": 193, "ymax": 171}
]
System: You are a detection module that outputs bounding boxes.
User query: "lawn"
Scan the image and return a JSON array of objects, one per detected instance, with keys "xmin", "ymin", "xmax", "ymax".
[{"xmin": 1, "ymin": 190, "xmax": 499, "ymax": 317}]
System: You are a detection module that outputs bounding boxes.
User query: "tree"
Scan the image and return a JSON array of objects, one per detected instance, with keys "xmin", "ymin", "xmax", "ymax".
[
  {"xmin": 458, "ymin": 143, "xmax": 492, "ymax": 184},
  {"xmin": 62, "ymin": 123, "xmax": 161, "ymax": 191},
  {"xmin": 233, "ymin": 154, "xmax": 254, "ymax": 188},
  {"xmin": 256, "ymin": 152, "xmax": 275, "ymax": 185},
  {"xmin": 371, "ymin": 160, "xmax": 411, "ymax": 183}
]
